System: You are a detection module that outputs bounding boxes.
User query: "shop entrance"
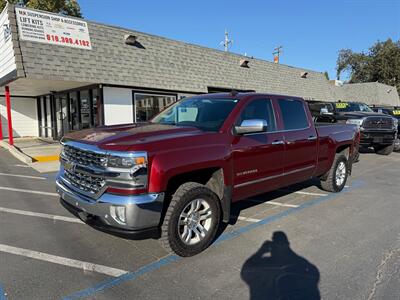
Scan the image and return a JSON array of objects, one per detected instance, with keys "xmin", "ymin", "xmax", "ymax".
[{"xmin": 37, "ymin": 85, "xmax": 103, "ymax": 140}]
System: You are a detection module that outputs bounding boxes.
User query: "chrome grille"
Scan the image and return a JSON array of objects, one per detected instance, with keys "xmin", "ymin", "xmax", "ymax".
[
  {"xmin": 62, "ymin": 144, "xmax": 107, "ymax": 168},
  {"xmin": 64, "ymin": 169, "xmax": 106, "ymax": 196},
  {"xmin": 363, "ymin": 117, "xmax": 393, "ymax": 129}
]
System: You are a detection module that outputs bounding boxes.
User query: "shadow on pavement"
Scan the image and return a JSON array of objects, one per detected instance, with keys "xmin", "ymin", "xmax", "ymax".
[{"xmin": 241, "ymin": 231, "xmax": 320, "ymax": 300}]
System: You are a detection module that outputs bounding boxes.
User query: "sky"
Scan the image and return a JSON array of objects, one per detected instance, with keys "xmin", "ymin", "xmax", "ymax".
[{"xmin": 79, "ymin": 0, "xmax": 400, "ymax": 81}]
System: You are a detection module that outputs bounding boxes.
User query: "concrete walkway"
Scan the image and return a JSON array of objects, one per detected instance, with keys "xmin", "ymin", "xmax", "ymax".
[{"xmin": 0, "ymin": 138, "xmax": 60, "ymax": 173}]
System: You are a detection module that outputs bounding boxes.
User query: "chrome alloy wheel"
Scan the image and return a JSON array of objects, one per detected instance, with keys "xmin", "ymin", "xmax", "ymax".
[
  {"xmin": 335, "ymin": 161, "xmax": 347, "ymax": 187},
  {"xmin": 178, "ymin": 198, "xmax": 213, "ymax": 245}
]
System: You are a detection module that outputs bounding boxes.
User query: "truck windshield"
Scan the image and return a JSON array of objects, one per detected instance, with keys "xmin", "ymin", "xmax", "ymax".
[
  {"xmin": 151, "ymin": 97, "xmax": 239, "ymax": 131},
  {"xmin": 335, "ymin": 102, "xmax": 373, "ymax": 112}
]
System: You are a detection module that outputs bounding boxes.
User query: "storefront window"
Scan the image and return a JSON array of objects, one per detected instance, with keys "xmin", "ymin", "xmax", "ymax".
[
  {"xmin": 70, "ymin": 92, "xmax": 79, "ymax": 131},
  {"xmin": 80, "ymin": 90, "xmax": 91, "ymax": 129},
  {"xmin": 134, "ymin": 93, "xmax": 176, "ymax": 122}
]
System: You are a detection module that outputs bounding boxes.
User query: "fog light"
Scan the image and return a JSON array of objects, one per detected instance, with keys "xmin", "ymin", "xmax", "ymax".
[{"xmin": 110, "ymin": 206, "xmax": 126, "ymax": 224}]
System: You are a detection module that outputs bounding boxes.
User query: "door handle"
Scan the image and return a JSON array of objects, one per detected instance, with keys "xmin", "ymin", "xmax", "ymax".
[
  {"xmin": 272, "ymin": 140, "xmax": 285, "ymax": 145},
  {"xmin": 308, "ymin": 136, "xmax": 317, "ymax": 141}
]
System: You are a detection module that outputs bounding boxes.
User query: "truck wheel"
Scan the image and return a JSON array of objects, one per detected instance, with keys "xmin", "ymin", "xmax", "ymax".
[
  {"xmin": 161, "ymin": 182, "xmax": 221, "ymax": 257},
  {"xmin": 320, "ymin": 154, "xmax": 348, "ymax": 193},
  {"xmin": 374, "ymin": 143, "xmax": 394, "ymax": 155}
]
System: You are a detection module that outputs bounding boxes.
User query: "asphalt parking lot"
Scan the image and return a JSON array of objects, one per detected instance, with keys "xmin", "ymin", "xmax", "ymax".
[{"xmin": 0, "ymin": 147, "xmax": 399, "ymax": 300}]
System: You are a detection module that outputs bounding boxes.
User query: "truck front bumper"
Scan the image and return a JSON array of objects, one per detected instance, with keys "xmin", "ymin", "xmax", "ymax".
[
  {"xmin": 359, "ymin": 130, "xmax": 396, "ymax": 147},
  {"xmin": 56, "ymin": 177, "xmax": 164, "ymax": 239}
]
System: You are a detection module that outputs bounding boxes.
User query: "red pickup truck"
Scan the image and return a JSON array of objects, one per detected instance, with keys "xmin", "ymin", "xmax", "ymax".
[{"xmin": 56, "ymin": 93, "xmax": 359, "ymax": 256}]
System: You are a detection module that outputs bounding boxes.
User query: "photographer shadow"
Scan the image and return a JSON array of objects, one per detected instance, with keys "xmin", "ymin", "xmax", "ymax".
[{"xmin": 241, "ymin": 231, "xmax": 320, "ymax": 300}]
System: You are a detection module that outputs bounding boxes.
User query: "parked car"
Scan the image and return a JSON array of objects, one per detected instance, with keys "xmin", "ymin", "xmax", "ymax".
[
  {"xmin": 371, "ymin": 106, "xmax": 400, "ymax": 151},
  {"xmin": 307, "ymin": 100, "xmax": 397, "ymax": 155},
  {"xmin": 56, "ymin": 93, "xmax": 359, "ymax": 256}
]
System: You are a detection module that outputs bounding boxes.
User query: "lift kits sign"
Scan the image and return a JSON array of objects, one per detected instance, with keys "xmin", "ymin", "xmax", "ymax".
[{"xmin": 15, "ymin": 7, "xmax": 92, "ymax": 50}]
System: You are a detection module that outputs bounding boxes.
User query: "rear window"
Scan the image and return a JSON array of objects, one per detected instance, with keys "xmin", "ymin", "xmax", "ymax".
[{"xmin": 278, "ymin": 99, "xmax": 309, "ymax": 130}]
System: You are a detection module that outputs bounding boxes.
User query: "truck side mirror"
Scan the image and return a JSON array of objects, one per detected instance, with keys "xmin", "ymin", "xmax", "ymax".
[
  {"xmin": 235, "ymin": 119, "xmax": 268, "ymax": 135},
  {"xmin": 320, "ymin": 107, "xmax": 330, "ymax": 115}
]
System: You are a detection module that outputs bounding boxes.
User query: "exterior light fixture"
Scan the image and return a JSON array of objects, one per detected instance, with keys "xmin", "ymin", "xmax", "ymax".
[
  {"xmin": 240, "ymin": 59, "xmax": 250, "ymax": 68},
  {"xmin": 301, "ymin": 72, "xmax": 308, "ymax": 78},
  {"xmin": 124, "ymin": 34, "xmax": 138, "ymax": 45}
]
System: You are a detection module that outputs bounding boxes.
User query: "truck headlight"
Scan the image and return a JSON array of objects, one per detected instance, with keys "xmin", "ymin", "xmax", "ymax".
[
  {"xmin": 107, "ymin": 154, "xmax": 147, "ymax": 169},
  {"xmin": 346, "ymin": 119, "xmax": 364, "ymax": 127}
]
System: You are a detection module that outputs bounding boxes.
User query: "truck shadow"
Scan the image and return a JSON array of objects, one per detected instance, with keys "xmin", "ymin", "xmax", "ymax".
[
  {"xmin": 228, "ymin": 178, "xmax": 320, "ymax": 226},
  {"xmin": 241, "ymin": 231, "xmax": 320, "ymax": 300}
]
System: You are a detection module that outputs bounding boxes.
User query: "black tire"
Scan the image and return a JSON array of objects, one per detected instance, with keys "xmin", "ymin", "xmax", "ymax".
[
  {"xmin": 374, "ymin": 143, "xmax": 394, "ymax": 155},
  {"xmin": 160, "ymin": 182, "xmax": 221, "ymax": 257},
  {"xmin": 320, "ymin": 154, "xmax": 348, "ymax": 193}
]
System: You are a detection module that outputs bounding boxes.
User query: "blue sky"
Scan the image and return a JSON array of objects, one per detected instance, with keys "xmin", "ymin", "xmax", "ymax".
[{"xmin": 79, "ymin": 0, "xmax": 399, "ymax": 80}]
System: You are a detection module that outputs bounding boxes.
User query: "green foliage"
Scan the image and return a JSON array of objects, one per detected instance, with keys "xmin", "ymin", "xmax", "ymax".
[
  {"xmin": 1, "ymin": 0, "xmax": 82, "ymax": 17},
  {"xmin": 336, "ymin": 39, "xmax": 400, "ymax": 91},
  {"xmin": 324, "ymin": 71, "xmax": 330, "ymax": 80}
]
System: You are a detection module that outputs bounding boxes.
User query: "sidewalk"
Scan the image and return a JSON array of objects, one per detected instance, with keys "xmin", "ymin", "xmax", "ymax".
[{"xmin": 0, "ymin": 137, "xmax": 61, "ymax": 173}]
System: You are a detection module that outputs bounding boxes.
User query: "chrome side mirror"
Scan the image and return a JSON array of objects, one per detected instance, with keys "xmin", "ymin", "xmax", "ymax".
[{"xmin": 235, "ymin": 119, "xmax": 268, "ymax": 135}]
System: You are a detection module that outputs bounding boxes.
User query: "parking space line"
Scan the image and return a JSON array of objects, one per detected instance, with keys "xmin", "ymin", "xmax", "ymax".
[
  {"xmin": 278, "ymin": 189, "xmax": 327, "ymax": 197},
  {"xmin": 0, "ymin": 283, "xmax": 7, "ymax": 300},
  {"xmin": 247, "ymin": 199, "xmax": 299, "ymax": 208},
  {"xmin": 0, "ymin": 207, "xmax": 83, "ymax": 224},
  {"xmin": 0, "ymin": 186, "xmax": 58, "ymax": 197},
  {"xmin": 0, "ymin": 244, "xmax": 129, "ymax": 278},
  {"xmin": 0, "ymin": 172, "xmax": 46, "ymax": 180},
  {"xmin": 14, "ymin": 164, "xmax": 30, "ymax": 168},
  {"xmin": 236, "ymin": 216, "xmax": 261, "ymax": 223},
  {"xmin": 64, "ymin": 179, "xmax": 364, "ymax": 299}
]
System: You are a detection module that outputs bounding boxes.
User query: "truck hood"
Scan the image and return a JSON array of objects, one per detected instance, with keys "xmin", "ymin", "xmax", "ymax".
[{"xmin": 62, "ymin": 123, "xmax": 207, "ymax": 151}]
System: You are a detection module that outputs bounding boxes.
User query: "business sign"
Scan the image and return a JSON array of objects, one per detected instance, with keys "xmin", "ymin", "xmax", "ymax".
[
  {"xmin": 0, "ymin": 7, "xmax": 17, "ymax": 80},
  {"xmin": 15, "ymin": 7, "xmax": 92, "ymax": 50}
]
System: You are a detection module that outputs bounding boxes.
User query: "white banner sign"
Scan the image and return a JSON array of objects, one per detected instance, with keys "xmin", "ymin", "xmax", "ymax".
[{"xmin": 15, "ymin": 7, "xmax": 92, "ymax": 50}]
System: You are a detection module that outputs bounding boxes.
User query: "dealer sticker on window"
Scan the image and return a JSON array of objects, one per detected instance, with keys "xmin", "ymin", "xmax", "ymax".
[
  {"xmin": 392, "ymin": 110, "xmax": 400, "ymax": 115},
  {"xmin": 335, "ymin": 102, "xmax": 349, "ymax": 109}
]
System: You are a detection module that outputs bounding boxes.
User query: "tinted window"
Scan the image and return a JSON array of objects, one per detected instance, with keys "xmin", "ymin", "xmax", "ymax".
[
  {"xmin": 237, "ymin": 99, "xmax": 276, "ymax": 131},
  {"xmin": 278, "ymin": 99, "xmax": 309, "ymax": 130}
]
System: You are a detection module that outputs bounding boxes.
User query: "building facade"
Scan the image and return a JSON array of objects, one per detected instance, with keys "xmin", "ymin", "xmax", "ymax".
[{"xmin": 1, "ymin": 4, "xmax": 399, "ymax": 141}]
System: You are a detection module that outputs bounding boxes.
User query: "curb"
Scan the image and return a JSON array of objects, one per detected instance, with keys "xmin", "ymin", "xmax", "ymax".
[{"xmin": 0, "ymin": 141, "xmax": 34, "ymax": 164}]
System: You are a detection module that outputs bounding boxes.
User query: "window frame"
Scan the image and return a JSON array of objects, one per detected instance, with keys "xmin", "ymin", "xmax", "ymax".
[
  {"xmin": 233, "ymin": 97, "xmax": 277, "ymax": 135},
  {"xmin": 276, "ymin": 98, "xmax": 311, "ymax": 132}
]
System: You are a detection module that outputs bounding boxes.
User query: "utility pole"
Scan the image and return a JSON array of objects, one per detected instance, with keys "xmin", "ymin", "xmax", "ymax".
[
  {"xmin": 220, "ymin": 29, "xmax": 233, "ymax": 52},
  {"xmin": 273, "ymin": 46, "xmax": 283, "ymax": 63}
]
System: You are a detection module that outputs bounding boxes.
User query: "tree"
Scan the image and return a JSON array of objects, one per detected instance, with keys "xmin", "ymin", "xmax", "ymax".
[
  {"xmin": 336, "ymin": 39, "xmax": 400, "ymax": 91},
  {"xmin": 324, "ymin": 71, "xmax": 330, "ymax": 80},
  {"xmin": 1, "ymin": 0, "xmax": 82, "ymax": 17}
]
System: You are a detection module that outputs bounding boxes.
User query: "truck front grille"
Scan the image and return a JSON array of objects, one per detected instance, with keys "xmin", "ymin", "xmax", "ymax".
[
  {"xmin": 64, "ymin": 169, "xmax": 106, "ymax": 196},
  {"xmin": 62, "ymin": 144, "xmax": 107, "ymax": 169},
  {"xmin": 363, "ymin": 117, "xmax": 393, "ymax": 129}
]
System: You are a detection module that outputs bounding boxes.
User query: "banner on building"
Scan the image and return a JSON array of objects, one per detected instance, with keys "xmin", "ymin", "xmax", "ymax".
[{"xmin": 15, "ymin": 7, "xmax": 92, "ymax": 50}]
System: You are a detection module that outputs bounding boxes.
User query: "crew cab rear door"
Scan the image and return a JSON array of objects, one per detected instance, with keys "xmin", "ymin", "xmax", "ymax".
[
  {"xmin": 231, "ymin": 97, "xmax": 285, "ymax": 201},
  {"xmin": 276, "ymin": 98, "xmax": 318, "ymax": 184}
]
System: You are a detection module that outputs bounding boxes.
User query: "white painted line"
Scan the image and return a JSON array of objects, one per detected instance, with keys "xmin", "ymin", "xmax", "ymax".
[
  {"xmin": 267, "ymin": 201, "xmax": 299, "ymax": 208},
  {"xmin": 14, "ymin": 164, "xmax": 30, "ymax": 168},
  {"xmin": 278, "ymin": 189, "xmax": 327, "ymax": 197},
  {"xmin": 0, "ymin": 244, "xmax": 129, "ymax": 277},
  {"xmin": 0, "ymin": 186, "xmax": 58, "ymax": 197},
  {"xmin": 237, "ymin": 216, "xmax": 261, "ymax": 223},
  {"xmin": 0, "ymin": 206, "xmax": 83, "ymax": 224},
  {"xmin": 246, "ymin": 199, "xmax": 300, "ymax": 208},
  {"xmin": 0, "ymin": 172, "xmax": 46, "ymax": 180}
]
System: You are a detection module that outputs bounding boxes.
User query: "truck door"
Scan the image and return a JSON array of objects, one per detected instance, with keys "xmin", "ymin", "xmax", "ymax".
[
  {"xmin": 277, "ymin": 98, "xmax": 318, "ymax": 185},
  {"xmin": 231, "ymin": 97, "xmax": 285, "ymax": 201}
]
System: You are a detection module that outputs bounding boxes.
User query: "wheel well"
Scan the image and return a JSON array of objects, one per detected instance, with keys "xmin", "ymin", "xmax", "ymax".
[
  {"xmin": 336, "ymin": 144, "xmax": 350, "ymax": 159},
  {"xmin": 160, "ymin": 168, "xmax": 228, "ymax": 225}
]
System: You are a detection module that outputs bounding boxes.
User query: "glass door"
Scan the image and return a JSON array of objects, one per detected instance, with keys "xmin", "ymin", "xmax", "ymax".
[{"xmin": 55, "ymin": 94, "xmax": 69, "ymax": 140}]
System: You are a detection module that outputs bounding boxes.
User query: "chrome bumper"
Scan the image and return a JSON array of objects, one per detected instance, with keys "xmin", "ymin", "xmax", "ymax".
[{"xmin": 56, "ymin": 176, "xmax": 164, "ymax": 231}]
